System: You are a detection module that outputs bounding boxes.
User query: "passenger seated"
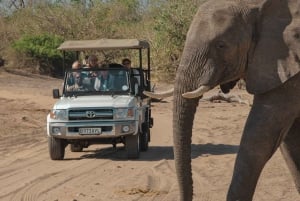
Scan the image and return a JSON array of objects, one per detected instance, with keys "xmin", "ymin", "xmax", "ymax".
[
  {"xmin": 94, "ymin": 70, "xmax": 115, "ymax": 91},
  {"xmin": 121, "ymin": 58, "xmax": 141, "ymax": 86},
  {"xmin": 85, "ymin": 55, "xmax": 99, "ymax": 68},
  {"xmin": 66, "ymin": 61, "xmax": 83, "ymax": 91},
  {"xmin": 122, "ymin": 58, "xmax": 131, "ymax": 69},
  {"xmin": 108, "ymin": 63, "xmax": 131, "ymax": 91}
]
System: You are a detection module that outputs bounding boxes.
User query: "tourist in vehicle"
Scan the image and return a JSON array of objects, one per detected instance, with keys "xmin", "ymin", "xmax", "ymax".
[
  {"xmin": 72, "ymin": 60, "xmax": 82, "ymax": 82},
  {"xmin": 122, "ymin": 58, "xmax": 143, "ymax": 87},
  {"xmin": 82, "ymin": 55, "xmax": 89, "ymax": 66},
  {"xmin": 85, "ymin": 55, "xmax": 99, "ymax": 68},
  {"xmin": 94, "ymin": 69, "xmax": 115, "ymax": 91},
  {"xmin": 66, "ymin": 61, "xmax": 82, "ymax": 90},
  {"xmin": 75, "ymin": 55, "xmax": 98, "ymax": 91},
  {"xmin": 122, "ymin": 58, "xmax": 131, "ymax": 69},
  {"xmin": 72, "ymin": 60, "xmax": 81, "ymax": 69}
]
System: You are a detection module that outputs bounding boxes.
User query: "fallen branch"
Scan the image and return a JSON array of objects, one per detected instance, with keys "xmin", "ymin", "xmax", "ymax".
[{"xmin": 201, "ymin": 91, "xmax": 251, "ymax": 105}]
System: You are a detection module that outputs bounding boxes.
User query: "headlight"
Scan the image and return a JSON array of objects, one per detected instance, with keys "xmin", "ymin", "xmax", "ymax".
[
  {"xmin": 114, "ymin": 108, "xmax": 134, "ymax": 119},
  {"xmin": 49, "ymin": 109, "xmax": 68, "ymax": 120}
]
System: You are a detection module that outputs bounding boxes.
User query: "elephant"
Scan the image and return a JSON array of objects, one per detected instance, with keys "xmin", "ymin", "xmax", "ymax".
[{"xmin": 144, "ymin": 0, "xmax": 300, "ymax": 200}]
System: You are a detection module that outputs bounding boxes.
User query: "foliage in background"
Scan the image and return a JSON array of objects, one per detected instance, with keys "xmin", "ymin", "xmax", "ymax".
[
  {"xmin": 150, "ymin": 0, "xmax": 204, "ymax": 80},
  {"xmin": 0, "ymin": 0, "xmax": 207, "ymax": 81},
  {"xmin": 12, "ymin": 34, "xmax": 74, "ymax": 76}
]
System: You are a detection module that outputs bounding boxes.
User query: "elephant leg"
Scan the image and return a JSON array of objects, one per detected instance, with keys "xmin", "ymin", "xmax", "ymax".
[
  {"xmin": 280, "ymin": 118, "xmax": 300, "ymax": 192},
  {"xmin": 227, "ymin": 93, "xmax": 298, "ymax": 201}
]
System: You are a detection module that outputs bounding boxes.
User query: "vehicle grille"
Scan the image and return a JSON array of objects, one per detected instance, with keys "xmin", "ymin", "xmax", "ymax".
[{"xmin": 68, "ymin": 108, "xmax": 113, "ymax": 120}]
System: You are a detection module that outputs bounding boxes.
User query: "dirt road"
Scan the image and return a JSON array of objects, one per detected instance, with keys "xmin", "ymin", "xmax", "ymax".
[{"xmin": 0, "ymin": 70, "xmax": 299, "ymax": 201}]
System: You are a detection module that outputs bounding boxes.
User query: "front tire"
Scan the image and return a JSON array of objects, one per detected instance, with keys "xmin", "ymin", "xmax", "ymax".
[
  {"xmin": 125, "ymin": 134, "xmax": 140, "ymax": 159},
  {"xmin": 48, "ymin": 136, "xmax": 65, "ymax": 160},
  {"xmin": 140, "ymin": 124, "xmax": 149, "ymax": 151}
]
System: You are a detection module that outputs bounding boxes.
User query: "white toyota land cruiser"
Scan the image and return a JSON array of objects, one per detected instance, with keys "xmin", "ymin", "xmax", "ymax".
[{"xmin": 47, "ymin": 39, "xmax": 153, "ymax": 160}]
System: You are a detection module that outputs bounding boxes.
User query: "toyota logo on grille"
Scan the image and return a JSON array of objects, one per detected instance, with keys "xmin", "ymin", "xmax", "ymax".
[{"xmin": 86, "ymin": 111, "xmax": 96, "ymax": 118}]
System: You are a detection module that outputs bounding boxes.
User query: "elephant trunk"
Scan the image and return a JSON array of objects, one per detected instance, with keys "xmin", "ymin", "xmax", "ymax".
[{"xmin": 173, "ymin": 78, "xmax": 200, "ymax": 201}]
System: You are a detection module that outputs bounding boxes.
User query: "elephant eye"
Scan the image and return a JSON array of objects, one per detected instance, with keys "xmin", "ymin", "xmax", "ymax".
[{"xmin": 216, "ymin": 41, "xmax": 226, "ymax": 49}]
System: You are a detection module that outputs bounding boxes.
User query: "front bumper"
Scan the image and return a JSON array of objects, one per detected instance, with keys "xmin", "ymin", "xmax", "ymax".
[{"xmin": 47, "ymin": 120, "xmax": 138, "ymax": 139}]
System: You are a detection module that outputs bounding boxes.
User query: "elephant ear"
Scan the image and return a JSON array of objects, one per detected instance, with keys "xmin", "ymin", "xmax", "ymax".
[{"xmin": 246, "ymin": 0, "xmax": 300, "ymax": 94}]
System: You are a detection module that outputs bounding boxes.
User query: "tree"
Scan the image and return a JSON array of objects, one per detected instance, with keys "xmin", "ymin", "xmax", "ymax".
[{"xmin": 149, "ymin": 0, "xmax": 202, "ymax": 80}]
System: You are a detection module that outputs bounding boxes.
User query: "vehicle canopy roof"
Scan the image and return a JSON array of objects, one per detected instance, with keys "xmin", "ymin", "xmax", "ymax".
[{"xmin": 58, "ymin": 39, "xmax": 150, "ymax": 51}]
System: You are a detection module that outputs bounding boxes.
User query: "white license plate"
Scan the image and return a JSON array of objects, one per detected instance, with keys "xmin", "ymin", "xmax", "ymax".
[{"xmin": 79, "ymin": 128, "xmax": 102, "ymax": 135}]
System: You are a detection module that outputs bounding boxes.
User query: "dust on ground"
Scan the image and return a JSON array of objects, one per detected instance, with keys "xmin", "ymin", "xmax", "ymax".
[{"xmin": 0, "ymin": 70, "xmax": 298, "ymax": 201}]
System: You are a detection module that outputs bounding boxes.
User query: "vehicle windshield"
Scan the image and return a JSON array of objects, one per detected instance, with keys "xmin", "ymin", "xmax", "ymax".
[{"xmin": 63, "ymin": 68, "xmax": 130, "ymax": 96}]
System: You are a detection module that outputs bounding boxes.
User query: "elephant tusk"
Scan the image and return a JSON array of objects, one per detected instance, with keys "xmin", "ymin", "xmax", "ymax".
[
  {"xmin": 143, "ymin": 88, "xmax": 174, "ymax": 99},
  {"xmin": 182, "ymin": 85, "xmax": 210, "ymax": 99}
]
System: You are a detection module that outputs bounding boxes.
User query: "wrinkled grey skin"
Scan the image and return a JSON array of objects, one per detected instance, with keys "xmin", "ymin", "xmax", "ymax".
[{"xmin": 172, "ymin": 0, "xmax": 300, "ymax": 200}]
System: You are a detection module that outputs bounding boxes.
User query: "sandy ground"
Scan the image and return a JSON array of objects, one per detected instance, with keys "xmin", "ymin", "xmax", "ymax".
[{"xmin": 0, "ymin": 69, "xmax": 299, "ymax": 201}]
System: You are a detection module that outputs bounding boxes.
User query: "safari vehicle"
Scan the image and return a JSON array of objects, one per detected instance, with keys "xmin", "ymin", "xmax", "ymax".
[{"xmin": 47, "ymin": 39, "xmax": 153, "ymax": 160}]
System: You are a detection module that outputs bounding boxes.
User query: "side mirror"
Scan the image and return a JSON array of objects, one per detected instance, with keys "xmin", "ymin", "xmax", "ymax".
[{"xmin": 53, "ymin": 89, "xmax": 60, "ymax": 99}]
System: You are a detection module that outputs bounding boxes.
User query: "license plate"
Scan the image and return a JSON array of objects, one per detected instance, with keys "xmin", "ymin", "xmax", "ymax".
[{"xmin": 79, "ymin": 128, "xmax": 102, "ymax": 135}]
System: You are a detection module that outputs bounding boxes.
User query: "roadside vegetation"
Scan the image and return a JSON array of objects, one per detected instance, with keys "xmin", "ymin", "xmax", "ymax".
[{"xmin": 0, "ymin": 0, "xmax": 206, "ymax": 81}]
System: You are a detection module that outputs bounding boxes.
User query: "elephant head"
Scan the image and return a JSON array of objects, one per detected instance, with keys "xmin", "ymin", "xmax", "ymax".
[{"xmin": 145, "ymin": 0, "xmax": 300, "ymax": 200}]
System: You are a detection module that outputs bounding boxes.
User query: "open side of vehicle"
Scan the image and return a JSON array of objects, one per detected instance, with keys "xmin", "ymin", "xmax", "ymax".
[{"xmin": 47, "ymin": 39, "xmax": 153, "ymax": 160}]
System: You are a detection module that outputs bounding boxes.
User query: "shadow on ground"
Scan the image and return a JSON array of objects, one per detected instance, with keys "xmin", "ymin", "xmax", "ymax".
[{"xmin": 66, "ymin": 143, "xmax": 239, "ymax": 161}]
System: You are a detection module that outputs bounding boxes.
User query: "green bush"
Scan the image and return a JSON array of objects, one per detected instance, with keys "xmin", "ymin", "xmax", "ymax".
[{"xmin": 12, "ymin": 34, "xmax": 74, "ymax": 77}]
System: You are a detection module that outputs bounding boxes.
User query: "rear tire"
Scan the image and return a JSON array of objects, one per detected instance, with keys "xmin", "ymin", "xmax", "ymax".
[
  {"xmin": 140, "ymin": 124, "xmax": 149, "ymax": 151},
  {"xmin": 125, "ymin": 134, "xmax": 140, "ymax": 159},
  {"xmin": 48, "ymin": 137, "xmax": 65, "ymax": 160},
  {"xmin": 70, "ymin": 144, "xmax": 83, "ymax": 152}
]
